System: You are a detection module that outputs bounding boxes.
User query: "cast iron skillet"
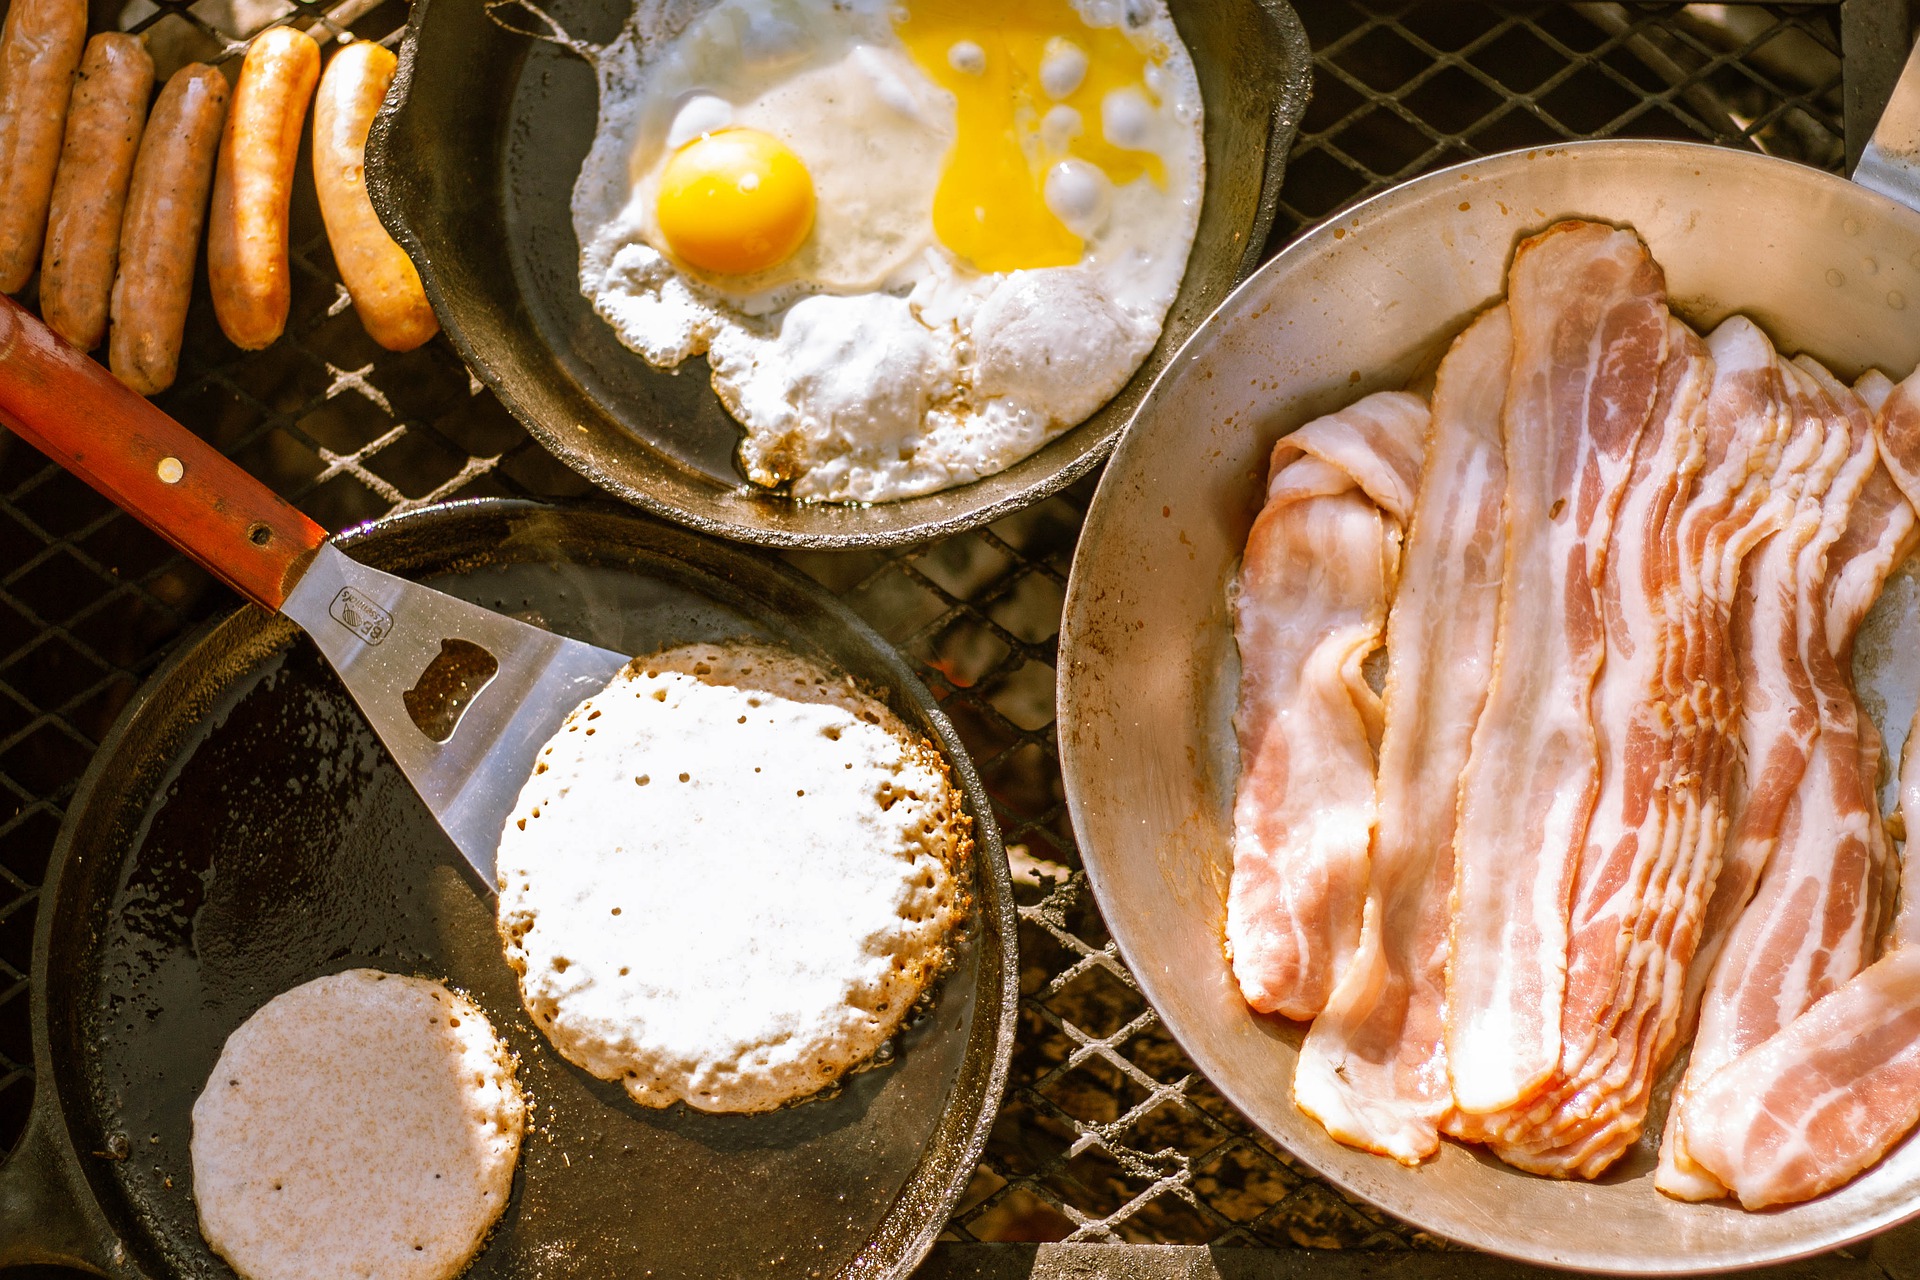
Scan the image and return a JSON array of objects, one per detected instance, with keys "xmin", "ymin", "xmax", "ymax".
[
  {"xmin": 363, "ymin": 0, "xmax": 1312, "ymax": 549},
  {"xmin": 0, "ymin": 498, "xmax": 1017, "ymax": 1279}
]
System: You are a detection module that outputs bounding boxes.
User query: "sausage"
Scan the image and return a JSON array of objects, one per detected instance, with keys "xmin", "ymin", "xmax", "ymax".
[
  {"xmin": 312, "ymin": 41, "xmax": 436, "ymax": 351},
  {"xmin": 207, "ymin": 25, "xmax": 319, "ymax": 350},
  {"xmin": 41, "ymin": 33, "xmax": 155, "ymax": 351},
  {"xmin": 109, "ymin": 64, "xmax": 228, "ymax": 396},
  {"xmin": 0, "ymin": 0, "xmax": 87, "ymax": 292}
]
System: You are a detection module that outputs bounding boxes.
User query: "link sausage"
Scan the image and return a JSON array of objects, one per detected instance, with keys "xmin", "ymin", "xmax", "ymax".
[
  {"xmin": 313, "ymin": 41, "xmax": 436, "ymax": 351},
  {"xmin": 0, "ymin": 0, "xmax": 87, "ymax": 292},
  {"xmin": 109, "ymin": 64, "xmax": 228, "ymax": 396},
  {"xmin": 207, "ymin": 25, "xmax": 319, "ymax": 350},
  {"xmin": 42, "ymin": 33, "xmax": 155, "ymax": 350}
]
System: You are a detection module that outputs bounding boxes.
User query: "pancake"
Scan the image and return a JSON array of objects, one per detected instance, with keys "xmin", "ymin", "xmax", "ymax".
[
  {"xmin": 190, "ymin": 969, "xmax": 525, "ymax": 1280},
  {"xmin": 496, "ymin": 641, "xmax": 971, "ymax": 1113}
]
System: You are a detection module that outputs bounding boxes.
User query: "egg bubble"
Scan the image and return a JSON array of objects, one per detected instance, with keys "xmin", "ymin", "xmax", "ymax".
[
  {"xmin": 1044, "ymin": 160, "xmax": 1111, "ymax": 237},
  {"xmin": 737, "ymin": 11, "xmax": 811, "ymax": 74},
  {"xmin": 667, "ymin": 94, "xmax": 735, "ymax": 150},
  {"xmin": 856, "ymin": 45, "xmax": 935, "ymax": 122},
  {"xmin": 1102, "ymin": 87, "xmax": 1154, "ymax": 150},
  {"xmin": 946, "ymin": 39, "xmax": 985, "ymax": 74},
  {"xmin": 1040, "ymin": 38, "xmax": 1088, "ymax": 98},
  {"xmin": 1041, "ymin": 104, "xmax": 1083, "ymax": 153}
]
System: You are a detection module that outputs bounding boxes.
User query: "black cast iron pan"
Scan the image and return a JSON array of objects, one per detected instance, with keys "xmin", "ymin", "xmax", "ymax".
[
  {"xmin": 0, "ymin": 497, "xmax": 1017, "ymax": 1279},
  {"xmin": 363, "ymin": 0, "xmax": 1313, "ymax": 549}
]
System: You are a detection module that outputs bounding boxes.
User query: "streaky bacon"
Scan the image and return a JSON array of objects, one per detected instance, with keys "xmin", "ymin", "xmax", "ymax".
[
  {"xmin": 1652, "ymin": 334, "xmax": 1850, "ymax": 1198},
  {"xmin": 1503, "ymin": 324, "xmax": 1804, "ymax": 1175},
  {"xmin": 1533, "ymin": 329, "xmax": 1807, "ymax": 1171},
  {"xmin": 1542, "ymin": 358, "xmax": 1910, "ymax": 1180},
  {"xmin": 1226, "ymin": 391, "xmax": 1429, "ymax": 1020},
  {"xmin": 1798, "ymin": 360, "xmax": 1918, "ymax": 959},
  {"xmin": 1446, "ymin": 222, "xmax": 1670, "ymax": 1116},
  {"xmin": 1879, "ymin": 366, "xmax": 1920, "ymax": 502},
  {"xmin": 1681, "ymin": 399, "xmax": 1920, "ymax": 1207},
  {"xmin": 1683, "ymin": 941, "xmax": 1920, "ymax": 1208},
  {"xmin": 1467, "ymin": 321, "xmax": 1710, "ymax": 1169},
  {"xmin": 1660, "ymin": 358, "xmax": 1894, "ymax": 1200},
  {"xmin": 1676, "ymin": 327, "xmax": 1833, "ymax": 1033},
  {"xmin": 1294, "ymin": 307, "xmax": 1510, "ymax": 1162}
]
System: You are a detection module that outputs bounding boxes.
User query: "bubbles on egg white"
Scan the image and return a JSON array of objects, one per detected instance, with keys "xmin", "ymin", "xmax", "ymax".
[
  {"xmin": 1102, "ymin": 87, "xmax": 1154, "ymax": 150},
  {"xmin": 1039, "ymin": 38, "xmax": 1088, "ymax": 98},
  {"xmin": 854, "ymin": 45, "xmax": 934, "ymax": 122},
  {"xmin": 1041, "ymin": 104, "xmax": 1083, "ymax": 154},
  {"xmin": 946, "ymin": 40, "xmax": 986, "ymax": 75},
  {"xmin": 737, "ymin": 10, "xmax": 812, "ymax": 75},
  {"xmin": 1044, "ymin": 159, "xmax": 1112, "ymax": 237},
  {"xmin": 667, "ymin": 94, "xmax": 735, "ymax": 150}
]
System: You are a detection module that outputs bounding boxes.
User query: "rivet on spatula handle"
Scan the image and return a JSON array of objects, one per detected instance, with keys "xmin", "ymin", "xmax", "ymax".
[{"xmin": 0, "ymin": 293, "xmax": 328, "ymax": 609}]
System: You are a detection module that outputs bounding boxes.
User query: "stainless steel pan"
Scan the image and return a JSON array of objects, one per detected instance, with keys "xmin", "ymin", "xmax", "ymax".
[{"xmin": 1058, "ymin": 44, "xmax": 1920, "ymax": 1275}]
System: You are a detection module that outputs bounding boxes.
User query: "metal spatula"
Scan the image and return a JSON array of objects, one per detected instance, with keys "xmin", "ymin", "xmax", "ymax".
[
  {"xmin": 1855, "ymin": 37, "xmax": 1920, "ymax": 210},
  {"xmin": 0, "ymin": 295, "xmax": 628, "ymax": 889}
]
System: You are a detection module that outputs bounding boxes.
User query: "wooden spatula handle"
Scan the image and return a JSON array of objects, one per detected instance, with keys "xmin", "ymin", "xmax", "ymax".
[{"xmin": 0, "ymin": 293, "xmax": 327, "ymax": 609}]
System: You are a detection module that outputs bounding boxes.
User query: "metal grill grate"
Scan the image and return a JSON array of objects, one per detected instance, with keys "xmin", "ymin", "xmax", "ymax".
[{"xmin": 0, "ymin": 0, "xmax": 1903, "ymax": 1268}]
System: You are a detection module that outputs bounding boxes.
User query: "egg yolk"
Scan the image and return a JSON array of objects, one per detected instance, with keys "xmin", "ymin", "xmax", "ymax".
[
  {"xmin": 895, "ymin": 0, "xmax": 1167, "ymax": 275},
  {"xmin": 657, "ymin": 128, "xmax": 816, "ymax": 276}
]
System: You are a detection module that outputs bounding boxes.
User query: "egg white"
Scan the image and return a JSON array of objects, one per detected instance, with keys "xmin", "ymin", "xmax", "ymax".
[{"xmin": 573, "ymin": 0, "xmax": 1205, "ymax": 504}]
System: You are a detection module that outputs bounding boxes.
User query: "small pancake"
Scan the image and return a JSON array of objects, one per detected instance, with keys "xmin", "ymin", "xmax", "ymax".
[
  {"xmin": 497, "ymin": 641, "xmax": 971, "ymax": 1113},
  {"xmin": 191, "ymin": 969, "xmax": 526, "ymax": 1280}
]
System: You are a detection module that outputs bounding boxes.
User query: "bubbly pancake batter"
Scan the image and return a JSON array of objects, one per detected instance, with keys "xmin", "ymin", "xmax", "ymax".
[{"xmin": 496, "ymin": 642, "xmax": 970, "ymax": 1112}]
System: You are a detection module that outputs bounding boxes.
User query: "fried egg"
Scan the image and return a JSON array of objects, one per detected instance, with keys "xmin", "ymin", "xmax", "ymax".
[{"xmin": 574, "ymin": 0, "xmax": 1204, "ymax": 503}]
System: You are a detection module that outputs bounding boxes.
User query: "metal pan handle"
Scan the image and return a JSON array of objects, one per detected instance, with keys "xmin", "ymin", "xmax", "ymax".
[
  {"xmin": 0, "ymin": 294, "xmax": 329, "ymax": 611},
  {"xmin": 1855, "ymin": 38, "xmax": 1920, "ymax": 212},
  {"xmin": 0, "ymin": 1099, "xmax": 137, "ymax": 1277}
]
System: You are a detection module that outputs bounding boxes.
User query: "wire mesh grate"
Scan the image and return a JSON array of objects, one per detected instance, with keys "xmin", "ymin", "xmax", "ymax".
[{"xmin": 0, "ymin": 0, "xmax": 1893, "ymax": 1263}]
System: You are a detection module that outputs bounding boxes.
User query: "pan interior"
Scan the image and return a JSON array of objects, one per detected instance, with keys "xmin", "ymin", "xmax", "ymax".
[
  {"xmin": 49, "ymin": 504, "xmax": 1004, "ymax": 1279},
  {"xmin": 1058, "ymin": 142, "xmax": 1920, "ymax": 1272}
]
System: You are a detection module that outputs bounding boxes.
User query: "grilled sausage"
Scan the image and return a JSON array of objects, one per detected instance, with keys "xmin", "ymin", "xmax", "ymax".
[
  {"xmin": 109, "ymin": 64, "xmax": 228, "ymax": 396},
  {"xmin": 42, "ymin": 34, "xmax": 155, "ymax": 350},
  {"xmin": 0, "ymin": 0, "xmax": 87, "ymax": 292},
  {"xmin": 313, "ymin": 41, "xmax": 436, "ymax": 351},
  {"xmin": 207, "ymin": 25, "xmax": 319, "ymax": 350}
]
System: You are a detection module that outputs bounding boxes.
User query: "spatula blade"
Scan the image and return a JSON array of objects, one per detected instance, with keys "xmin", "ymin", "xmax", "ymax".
[{"xmin": 280, "ymin": 542, "xmax": 629, "ymax": 888}]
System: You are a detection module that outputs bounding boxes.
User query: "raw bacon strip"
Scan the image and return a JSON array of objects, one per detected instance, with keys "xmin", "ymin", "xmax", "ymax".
[
  {"xmin": 1447, "ymin": 221, "xmax": 1669, "ymax": 1115},
  {"xmin": 1521, "ymin": 354, "xmax": 1884, "ymax": 1178},
  {"xmin": 1682, "ymin": 671, "xmax": 1920, "ymax": 1210},
  {"xmin": 1679, "ymin": 325, "xmax": 1834, "ymax": 1033},
  {"xmin": 1227, "ymin": 391, "xmax": 1428, "ymax": 1020},
  {"xmin": 1469, "ymin": 322, "xmax": 1708, "ymax": 1166},
  {"xmin": 1684, "ymin": 943, "xmax": 1920, "ymax": 1208},
  {"xmin": 1880, "ymin": 367, "xmax": 1920, "ymax": 504},
  {"xmin": 1552, "ymin": 331, "xmax": 1807, "ymax": 1153},
  {"xmin": 1295, "ymin": 307, "xmax": 1509, "ymax": 1163},
  {"xmin": 1661, "ymin": 359, "xmax": 1889, "ymax": 1200},
  {"xmin": 1799, "ymin": 360, "xmax": 1918, "ymax": 958},
  {"xmin": 1503, "ymin": 323, "xmax": 1804, "ymax": 1171},
  {"xmin": 1650, "ymin": 331, "xmax": 1832, "ymax": 1199}
]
